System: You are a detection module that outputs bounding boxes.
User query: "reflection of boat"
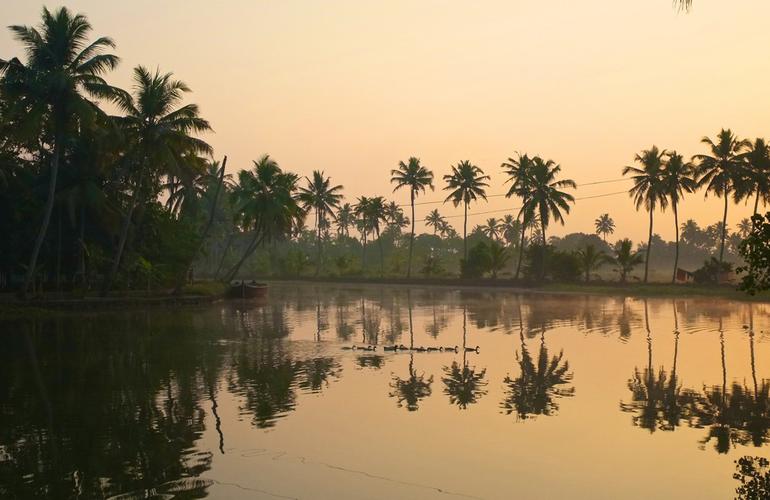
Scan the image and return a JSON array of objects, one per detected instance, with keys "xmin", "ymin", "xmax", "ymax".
[{"xmin": 228, "ymin": 280, "xmax": 268, "ymax": 299}]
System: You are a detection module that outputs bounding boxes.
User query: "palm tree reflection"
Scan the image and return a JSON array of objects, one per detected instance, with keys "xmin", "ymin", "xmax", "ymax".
[
  {"xmin": 442, "ymin": 305, "xmax": 487, "ymax": 409},
  {"xmin": 389, "ymin": 290, "xmax": 433, "ymax": 411},
  {"xmin": 501, "ymin": 301, "xmax": 574, "ymax": 420}
]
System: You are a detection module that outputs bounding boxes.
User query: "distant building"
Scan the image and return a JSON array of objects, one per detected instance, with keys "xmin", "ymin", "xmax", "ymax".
[{"xmin": 675, "ymin": 268, "xmax": 695, "ymax": 284}]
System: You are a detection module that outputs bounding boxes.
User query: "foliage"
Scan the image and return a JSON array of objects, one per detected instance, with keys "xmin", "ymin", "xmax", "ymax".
[
  {"xmin": 737, "ymin": 213, "xmax": 770, "ymax": 295},
  {"xmin": 693, "ymin": 257, "xmax": 733, "ymax": 285}
]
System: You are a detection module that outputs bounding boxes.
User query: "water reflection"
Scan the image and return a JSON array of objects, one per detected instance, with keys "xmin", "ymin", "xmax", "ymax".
[{"xmin": 1, "ymin": 286, "xmax": 770, "ymax": 498}]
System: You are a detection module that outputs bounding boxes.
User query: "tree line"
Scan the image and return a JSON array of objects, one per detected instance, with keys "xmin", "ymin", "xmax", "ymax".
[{"xmin": 1, "ymin": 7, "xmax": 768, "ymax": 296}]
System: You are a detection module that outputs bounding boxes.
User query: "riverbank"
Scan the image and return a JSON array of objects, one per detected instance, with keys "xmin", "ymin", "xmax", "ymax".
[{"xmin": 261, "ymin": 277, "xmax": 770, "ymax": 302}]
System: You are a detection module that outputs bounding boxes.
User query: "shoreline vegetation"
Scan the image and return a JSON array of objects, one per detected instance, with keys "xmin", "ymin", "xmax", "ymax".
[{"xmin": 3, "ymin": 7, "xmax": 770, "ymax": 303}]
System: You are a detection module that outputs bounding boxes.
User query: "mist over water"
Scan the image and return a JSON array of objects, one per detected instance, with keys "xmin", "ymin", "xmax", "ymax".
[{"xmin": 1, "ymin": 284, "xmax": 769, "ymax": 499}]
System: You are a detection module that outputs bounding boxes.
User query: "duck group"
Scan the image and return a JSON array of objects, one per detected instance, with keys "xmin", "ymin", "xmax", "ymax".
[{"xmin": 341, "ymin": 344, "xmax": 479, "ymax": 353}]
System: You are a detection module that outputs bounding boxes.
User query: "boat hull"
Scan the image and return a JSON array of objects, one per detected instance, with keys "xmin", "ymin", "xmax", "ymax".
[{"xmin": 228, "ymin": 281, "xmax": 269, "ymax": 299}]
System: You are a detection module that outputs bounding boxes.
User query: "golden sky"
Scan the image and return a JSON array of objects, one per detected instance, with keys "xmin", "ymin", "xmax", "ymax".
[{"xmin": 2, "ymin": 1, "xmax": 769, "ymax": 242}]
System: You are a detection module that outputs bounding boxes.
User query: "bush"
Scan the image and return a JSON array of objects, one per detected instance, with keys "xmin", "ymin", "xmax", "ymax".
[{"xmin": 461, "ymin": 241, "xmax": 492, "ymax": 278}]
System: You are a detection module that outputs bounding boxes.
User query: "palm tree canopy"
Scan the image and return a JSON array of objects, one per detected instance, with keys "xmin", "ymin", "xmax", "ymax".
[
  {"xmin": 391, "ymin": 156, "xmax": 434, "ymax": 197},
  {"xmin": 443, "ymin": 160, "xmax": 489, "ymax": 206},
  {"xmin": 502, "ymin": 152, "xmax": 535, "ymax": 199},
  {"xmin": 663, "ymin": 151, "xmax": 697, "ymax": 206},
  {"xmin": 296, "ymin": 170, "xmax": 343, "ymax": 221},
  {"xmin": 693, "ymin": 129, "xmax": 749, "ymax": 199},
  {"xmin": 519, "ymin": 157, "xmax": 576, "ymax": 230},
  {"xmin": 594, "ymin": 213, "xmax": 615, "ymax": 237},
  {"xmin": 623, "ymin": 146, "xmax": 669, "ymax": 212},
  {"xmin": 736, "ymin": 137, "xmax": 770, "ymax": 205}
]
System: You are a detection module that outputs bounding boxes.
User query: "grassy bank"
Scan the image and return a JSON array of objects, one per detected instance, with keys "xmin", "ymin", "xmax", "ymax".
[{"xmin": 262, "ymin": 276, "xmax": 770, "ymax": 302}]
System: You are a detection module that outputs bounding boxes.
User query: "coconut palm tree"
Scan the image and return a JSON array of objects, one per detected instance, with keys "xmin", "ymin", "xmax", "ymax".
[
  {"xmin": 613, "ymin": 238, "xmax": 645, "ymax": 283},
  {"xmin": 737, "ymin": 138, "xmax": 770, "ymax": 220},
  {"xmin": 443, "ymin": 160, "xmax": 489, "ymax": 260},
  {"xmin": 356, "ymin": 196, "xmax": 386, "ymax": 274},
  {"xmin": 519, "ymin": 157, "xmax": 576, "ymax": 247},
  {"xmin": 738, "ymin": 217, "xmax": 753, "ymax": 239},
  {"xmin": 502, "ymin": 152, "xmax": 536, "ymax": 279},
  {"xmin": 335, "ymin": 203, "xmax": 354, "ymax": 238},
  {"xmin": 297, "ymin": 170, "xmax": 343, "ymax": 276},
  {"xmin": 500, "ymin": 215, "xmax": 523, "ymax": 248},
  {"xmin": 693, "ymin": 129, "xmax": 750, "ymax": 267},
  {"xmin": 225, "ymin": 155, "xmax": 302, "ymax": 281},
  {"xmin": 442, "ymin": 306, "xmax": 487, "ymax": 409},
  {"xmin": 594, "ymin": 213, "xmax": 615, "ymax": 242},
  {"xmin": 0, "ymin": 7, "xmax": 128, "ymax": 296},
  {"xmin": 104, "ymin": 65, "xmax": 212, "ymax": 294},
  {"xmin": 424, "ymin": 209, "xmax": 445, "ymax": 237},
  {"xmin": 576, "ymin": 244, "xmax": 609, "ymax": 283},
  {"xmin": 663, "ymin": 151, "xmax": 697, "ymax": 283},
  {"xmin": 391, "ymin": 157, "xmax": 434, "ymax": 278},
  {"xmin": 383, "ymin": 201, "xmax": 408, "ymax": 234},
  {"xmin": 481, "ymin": 217, "xmax": 501, "ymax": 241},
  {"xmin": 623, "ymin": 146, "xmax": 668, "ymax": 283}
]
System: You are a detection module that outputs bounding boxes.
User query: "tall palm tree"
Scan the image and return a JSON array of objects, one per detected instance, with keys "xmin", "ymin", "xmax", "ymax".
[
  {"xmin": 519, "ymin": 157, "xmax": 576, "ymax": 246},
  {"xmin": 297, "ymin": 170, "xmax": 343, "ymax": 276},
  {"xmin": 737, "ymin": 138, "xmax": 770, "ymax": 220},
  {"xmin": 104, "ymin": 65, "xmax": 212, "ymax": 294},
  {"xmin": 356, "ymin": 196, "xmax": 386, "ymax": 274},
  {"xmin": 391, "ymin": 157, "xmax": 434, "ymax": 278},
  {"xmin": 693, "ymin": 129, "xmax": 750, "ymax": 267},
  {"xmin": 663, "ymin": 151, "xmax": 697, "ymax": 283},
  {"xmin": 0, "ymin": 7, "xmax": 127, "ymax": 296},
  {"xmin": 225, "ymin": 155, "xmax": 302, "ymax": 281},
  {"xmin": 623, "ymin": 146, "xmax": 668, "ymax": 283},
  {"xmin": 424, "ymin": 209, "xmax": 445, "ymax": 237},
  {"xmin": 443, "ymin": 160, "xmax": 489, "ymax": 261},
  {"xmin": 502, "ymin": 152, "xmax": 535, "ymax": 279},
  {"xmin": 594, "ymin": 213, "xmax": 615, "ymax": 242},
  {"xmin": 335, "ymin": 203, "xmax": 354, "ymax": 238}
]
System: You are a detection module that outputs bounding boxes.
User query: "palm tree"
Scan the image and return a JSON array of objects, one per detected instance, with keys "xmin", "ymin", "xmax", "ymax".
[
  {"xmin": 623, "ymin": 146, "xmax": 668, "ymax": 283},
  {"xmin": 575, "ymin": 244, "xmax": 609, "ymax": 283},
  {"xmin": 738, "ymin": 217, "xmax": 753, "ymax": 238},
  {"xmin": 594, "ymin": 214, "xmax": 615, "ymax": 242},
  {"xmin": 519, "ymin": 157, "xmax": 576, "ymax": 246},
  {"xmin": 738, "ymin": 138, "xmax": 770, "ymax": 220},
  {"xmin": 0, "ymin": 7, "xmax": 127, "ymax": 296},
  {"xmin": 612, "ymin": 238, "xmax": 645, "ymax": 283},
  {"xmin": 500, "ymin": 215, "xmax": 523, "ymax": 248},
  {"xmin": 225, "ymin": 155, "xmax": 302, "ymax": 281},
  {"xmin": 104, "ymin": 65, "xmax": 212, "ymax": 294},
  {"xmin": 488, "ymin": 241, "xmax": 511, "ymax": 279},
  {"xmin": 693, "ymin": 129, "xmax": 750, "ymax": 267},
  {"xmin": 356, "ymin": 196, "xmax": 386, "ymax": 274},
  {"xmin": 424, "ymin": 209, "xmax": 445, "ymax": 237},
  {"xmin": 502, "ymin": 152, "xmax": 535, "ymax": 279},
  {"xmin": 481, "ymin": 217, "xmax": 501, "ymax": 241},
  {"xmin": 443, "ymin": 161, "xmax": 489, "ymax": 260},
  {"xmin": 391, "ymin": 157, "xmax": 434, "ymax": 278},
  {"xmin": 663, "ymin": 151, "xmax": 697, "ymax": 283},
  {"xmin": 335, "ymin": 203, "xmax": 354, "ymax": 238},
  {"xmin": 297, "ymin": 170, "xmax": 343, "ymax": 276},
  {"xmin": 442, "ymin": 306, "xmax": 487, "ymax": 409}
]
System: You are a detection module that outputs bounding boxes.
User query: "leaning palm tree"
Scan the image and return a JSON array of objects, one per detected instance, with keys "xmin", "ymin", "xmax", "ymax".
[
  {"xmin": 594, "ymin": 214, "xmax": 615, "ymax": 243},
  {"xmin": 502, "ymin": 152, "xmax": 536, "ymax": 279},
  {"xmin": 0, "ymin": 7, "xmax": 127, "ymax": 296},
  {"xmin": 612, "ymin": 238, "xmax": 645, "ymax": 283},
  {"xmin": 424, "ymin": 209, "xmax": 445, "ymax": 237},
  {"xmin": 443, "ymin": 160, "xmax": 490, "ymax": 260},
  {"xmin": 297, "ymin": 170, "xmax": 343, "ymax": 276},
  {"xmin": 391, "ymin": 157, "xmax": 434, "ymax": 278},
  {"xmin": 623, "ymin": 146, "xmax": 668, "ymax": 283},
  {"xmin": 693, "ymin": 129, "xmax": 750, "ymax": 267},
  {"xmin": 104, "ymin": 65, "xmax": 212, "ymax": 294},
  {"xmin": 737, "ymin": 138, "xmax": 770, "ymax": 219},
  {"xmin": 519, "ymin": 157, "xmax": 576, "ymax": 246},
  {"xmin": 663, "ymin": 151, "xmax": 697, "ymax": 283}
]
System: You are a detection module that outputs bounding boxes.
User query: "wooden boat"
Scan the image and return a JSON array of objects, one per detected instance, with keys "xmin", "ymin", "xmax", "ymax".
[{"xmin": 228, "ymin": 280, "xmax": 269, "ymax": 299}]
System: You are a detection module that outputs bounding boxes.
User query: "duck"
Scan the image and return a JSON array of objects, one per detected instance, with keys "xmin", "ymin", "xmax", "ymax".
[
  {"xmin": 341, "ymin": 346, "xmax": 355, "ymax": 350},
  {"xmin": 398, "ymin": 344, "xmax": 410, "ymax": 351},
  {"xmin": 426, "ymin": 347, "xmax": 441, "ymax": 352},
  {"xmin": 383, "ymin": 345, "xmax": 398, "ymax": 351},
  {"xmin": 465, "ymin": 346, "xmax": 480, "ymax": 353},
  {"xmin": 444, "ymin": 345, "xmax": 459, "ymax": 352},
  {"xmin": 414, "ymin": 346, "xmax": 427, "ymax": 352},
  {"xmin": 359, "ymin": 345, "xmax": 376, "ymax": 352}
]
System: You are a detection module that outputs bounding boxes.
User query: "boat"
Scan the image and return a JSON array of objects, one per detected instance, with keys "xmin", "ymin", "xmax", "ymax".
[{"xmin": 228, "ymin": 280, "xmax": 269, "ymax": 299}]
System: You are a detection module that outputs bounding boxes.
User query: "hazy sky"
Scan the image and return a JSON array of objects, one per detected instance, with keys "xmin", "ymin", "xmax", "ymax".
[{"xmin": 2, "ymin": 1, "xmax": 768, "ymax": 242}]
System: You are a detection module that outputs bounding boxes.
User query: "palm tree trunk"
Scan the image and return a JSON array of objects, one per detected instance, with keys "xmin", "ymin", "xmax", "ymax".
[
  {"xmin": 644, "ymin": 208, "xmax": 653, "ymax": 283},
  {"xmin": 77, "ymin": 204, "xmax": 86, "ymax": 287},
  {"xmin": 407, "ymin": 191, "xmax": 415, "ymax": 278},
  {"xmin": 515, "ymin": 221, "xmax": 526, "ymax": 280},
  {"xmin": 719, "ymin": 193, "xmax": 728, "ymax": 267},
  {"xmin": 361, "ymin": 230, "xmax": 367, "ymax": 270},
  {"xmin": 102, "ymin": 171, "xmax": 145, "ymax": 296},
  {"xmin": 213, "ymin": 232, "xmax": 234, "ymax": 280},
  {"xmin": 224, "ymin": 230, "xmax": 264, "ymax": 282},
  {"xmin": 672, "ymin": 201, "xmax": 679, "ymax": 284},
  {"xmin": 22, "ymin": 132, "xmax": 62, "ymax": 297},
  {"xmin": 376, "ymin": 227, "xmax": 384, "ymax": 275},
  {"xmin": 754, "ymin": 189, "xmax": 760, "ymax": 217},
  {"xmin": 174, "ymin": 156, "xmax": 228, "ymax": 293},
  {"xmin": 463, "ymin": 201, "xmax": 468, "ymax": 261},
  {"xmin": 315, "ymin": 207, "xmax": 321, "ymax": 277},
  {"xmin": 55, "ymin": 206, "xmax": 62, "ymax": 292}
]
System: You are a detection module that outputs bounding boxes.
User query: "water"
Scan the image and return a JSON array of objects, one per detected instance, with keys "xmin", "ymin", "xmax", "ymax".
[{"xmin": 1, "ymin": 284, "xmax": 769, "ymax": 499}]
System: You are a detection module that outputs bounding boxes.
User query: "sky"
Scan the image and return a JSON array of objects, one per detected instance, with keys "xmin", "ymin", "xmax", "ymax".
[{"xmin": 1, "ymin": 0, "xmax": 769, "ymax": 242}]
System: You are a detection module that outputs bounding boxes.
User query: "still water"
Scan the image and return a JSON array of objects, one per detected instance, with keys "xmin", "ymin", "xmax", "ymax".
[{"xmin": 1, "ymin": 284, "xmax": 769, "ymax": 499}]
